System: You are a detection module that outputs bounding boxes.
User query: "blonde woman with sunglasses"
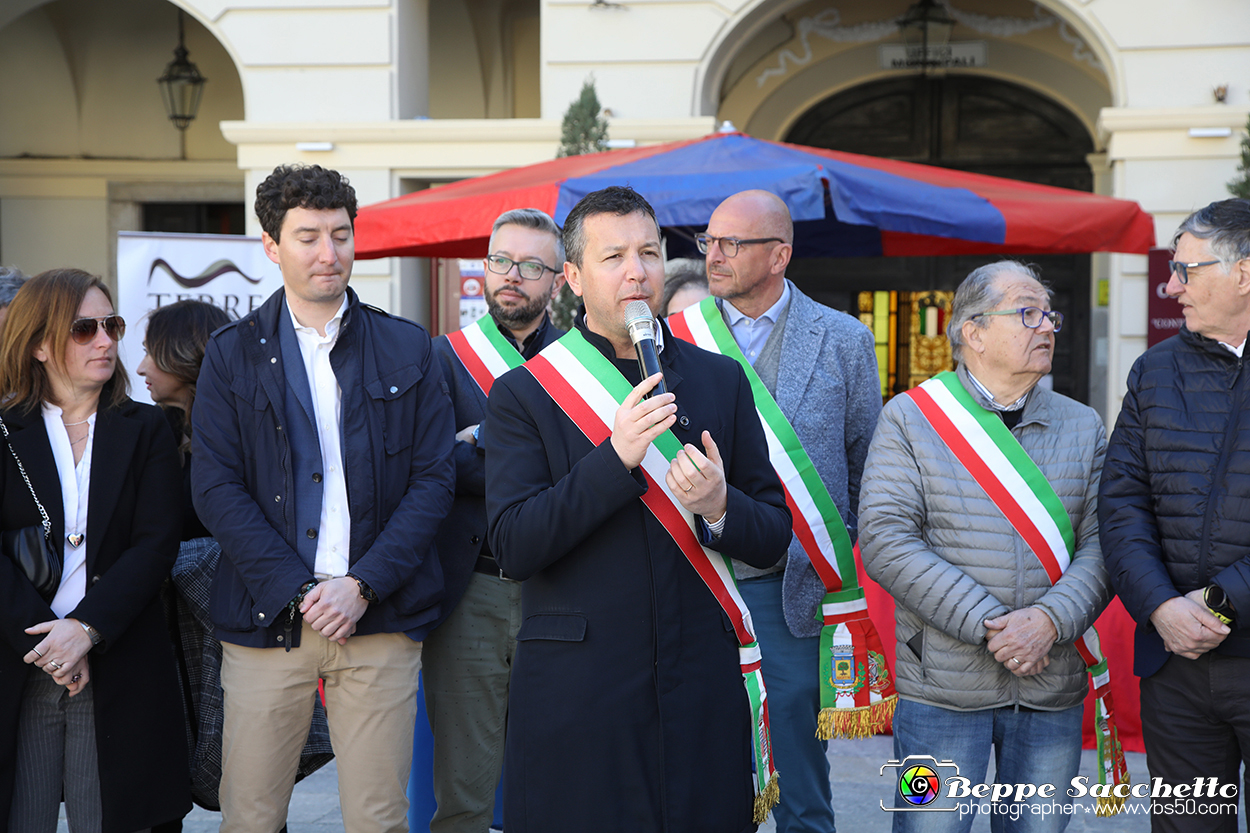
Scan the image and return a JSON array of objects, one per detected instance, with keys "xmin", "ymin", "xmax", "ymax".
[{"xmin": 0, "ymin": 268, "xmax": 188, "ymax": 833}]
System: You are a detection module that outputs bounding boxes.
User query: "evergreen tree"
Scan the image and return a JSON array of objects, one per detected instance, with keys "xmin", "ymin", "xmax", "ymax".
[
  {"xmin": 552, "ymin": 79, "xmax": 611, "ymax": 328},
  {"xmin": 1229, "ymin": 112, "xmax": 1250, "ymax": 200},
  {"xmin": 557, "ymin": 79, "xmax": 609, "ymax": 158}
]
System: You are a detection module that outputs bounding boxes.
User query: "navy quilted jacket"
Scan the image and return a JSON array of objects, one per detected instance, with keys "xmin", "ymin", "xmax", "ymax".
[{"xmin": 1099, "ymin": 327, "xmax": 1250, "ymax": 677}]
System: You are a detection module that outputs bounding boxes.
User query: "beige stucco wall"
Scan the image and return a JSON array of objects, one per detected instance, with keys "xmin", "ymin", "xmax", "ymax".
[{"xmin": 2, "ymin": 0, "xmax": 1249, "ymax": 424}]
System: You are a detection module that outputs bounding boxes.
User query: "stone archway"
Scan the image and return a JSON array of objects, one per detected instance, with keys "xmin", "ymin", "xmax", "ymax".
[{"xmin": 782, "ymin": 75, "xmax": 1096, "ymax": 403}]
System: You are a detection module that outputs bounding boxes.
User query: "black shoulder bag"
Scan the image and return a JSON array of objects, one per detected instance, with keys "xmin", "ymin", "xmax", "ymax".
[{"xmin": 0, "ymin": 415, "xmax": 62, "ymax": 602}]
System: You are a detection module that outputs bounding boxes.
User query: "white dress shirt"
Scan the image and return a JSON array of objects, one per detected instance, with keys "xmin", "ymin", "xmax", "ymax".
[
  {"xmin": 288, "ymin": 297, "xmax": 351, "ymax": 578},
  {"xmin": 42, "ymin": 403, "xmax": 94, "ymax": 619}
]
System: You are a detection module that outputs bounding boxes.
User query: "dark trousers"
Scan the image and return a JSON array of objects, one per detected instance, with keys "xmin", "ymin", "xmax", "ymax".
[{"xmin": 1140, "ymin": 652, "xmax": 1250, "ymax": 832}]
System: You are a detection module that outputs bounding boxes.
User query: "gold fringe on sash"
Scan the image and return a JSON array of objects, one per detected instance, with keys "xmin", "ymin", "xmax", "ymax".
[
  {"xmin": 1095, "ymin": 795, "xmax": 1127, "ymax": 817},
  {"xmin": 816, "ymin": 694, "xmax": 897, "ymax": 741},
  {"xmin": 752, "ymin": 771, "xmax": 781, "ymax": 824}
]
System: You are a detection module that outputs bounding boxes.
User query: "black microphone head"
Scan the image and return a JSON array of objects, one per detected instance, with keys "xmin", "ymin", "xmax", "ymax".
[{"xmin": 623, "ymin": 300, "xmax": 656, "ymax": 345}]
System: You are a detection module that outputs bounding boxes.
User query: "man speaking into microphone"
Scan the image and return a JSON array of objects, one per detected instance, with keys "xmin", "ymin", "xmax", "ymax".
[{"xmin": 485, "ymin": 186, "xmax": 792, "ymax": 833}]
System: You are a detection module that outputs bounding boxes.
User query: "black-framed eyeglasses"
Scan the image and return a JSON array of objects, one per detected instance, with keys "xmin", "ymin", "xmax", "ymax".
[
  {"xmin": 970, "ymin": 307, "xmax": 1064, "ymax": 332},
  {"xmin": 694, "ymin": 234, "xmax": 784, "ymax": 258},
  {"xmin": 1167, "ymin": 259, "xmax": 1221, "ymax": 285},
  {"xmin": 485, "ymin": 254, "xmax": 558, "ymax": 281},
  {"xmin": 70, "ymin": 315, "xmax": 126, "ymax": 345}
]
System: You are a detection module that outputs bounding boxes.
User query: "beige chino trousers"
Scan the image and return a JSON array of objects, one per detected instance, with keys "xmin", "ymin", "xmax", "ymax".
[{"xmin": 219, "ymin": 628, "xmax": 422, "ymax": 833}]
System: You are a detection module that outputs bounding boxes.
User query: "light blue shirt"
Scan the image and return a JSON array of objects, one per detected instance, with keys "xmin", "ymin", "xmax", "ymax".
[{"xmin": 723, "ymin": 281, "xmax": 791, "ymax": 366}]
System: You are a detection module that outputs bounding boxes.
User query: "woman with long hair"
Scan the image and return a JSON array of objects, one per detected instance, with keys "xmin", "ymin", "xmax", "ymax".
[
  {"xmin": 0, "ymin": 269, "xmax": 188, "ymax": 833},
  {"xmin": 138, "ymin": 301, "xmax": 331, "ymax": 830},
  {"xmin": 139, "ymin": 300, "xmax": 230, "ymax": 537}
]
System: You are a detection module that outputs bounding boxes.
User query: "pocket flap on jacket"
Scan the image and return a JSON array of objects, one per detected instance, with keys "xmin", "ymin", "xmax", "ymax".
[
  {"xmin": 365, "ymin": 365, "xmax": 423, "ymax": 401},
  {"xmin": 516, "ymin": 613, "xmax": 587, "ymax": 642},
  {"xmin": 229, "ymin": 376, "xmax": 269, "ymax": 410}
]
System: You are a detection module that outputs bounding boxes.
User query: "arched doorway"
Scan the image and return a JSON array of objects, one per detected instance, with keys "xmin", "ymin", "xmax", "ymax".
[{"xmin": 783, "ymin": 76, "xmax": 1095, "ymax": 403}]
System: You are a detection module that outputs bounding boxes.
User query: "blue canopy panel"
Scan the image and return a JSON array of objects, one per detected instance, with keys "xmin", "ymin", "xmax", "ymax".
[
  {"xmin": 553, "ymin": 135, "xmax": 828, "ymax": 226},
  {"xmin": 821, "ymin": 158, "xmax": 1006, "ymax": 243},
  {"xmin": 551, "ymin": 134, "xmax": 1006, "ymax": 251}
]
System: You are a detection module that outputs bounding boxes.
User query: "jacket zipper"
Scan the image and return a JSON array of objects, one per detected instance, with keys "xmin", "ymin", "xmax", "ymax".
[{"xmin": 1197, "ymin": 355, "xmax": 1245, "ymax": 586}]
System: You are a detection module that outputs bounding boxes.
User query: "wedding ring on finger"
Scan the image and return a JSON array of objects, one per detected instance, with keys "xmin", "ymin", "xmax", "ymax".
[
  {"xmin": 1011, "ymin": 657, "xmax": 1022, "ymax": 666},
  {"xmin": 32, "ymin": 647, "xmax": 44, "ymax": 658},
  {"xmin": 683, "ymin": 484, "xmax": 693, "ymax": 492},
  {"xmin": 47, "ymin": 660, "xmax": 62, "ymax": 671}
]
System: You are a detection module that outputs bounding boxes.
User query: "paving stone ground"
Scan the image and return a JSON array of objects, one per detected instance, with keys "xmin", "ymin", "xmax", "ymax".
[{"xmin": 61, "ymin": 734, "xmax": 1246, "ymax": 831}]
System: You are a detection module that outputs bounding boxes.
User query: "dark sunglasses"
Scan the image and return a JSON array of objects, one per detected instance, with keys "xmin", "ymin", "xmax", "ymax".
[{"xmin": 70, "ymin": 315, "xmax": 126, "ymax": 345}]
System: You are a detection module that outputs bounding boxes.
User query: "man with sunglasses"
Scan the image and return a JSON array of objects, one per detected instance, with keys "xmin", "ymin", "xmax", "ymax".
[
  {"xmin": 860, "ymin": 261, "xmax": 1112, "ymax": 831},
  {"xmin": 1100, "ymin": 199, "xmax": 1250, "ymax": 830},
  {"xmin": 690, "ymin": 190, "xmax": 884, "ymax": 833},
  {"xmin": 422, "ymin": 208, "xmax": 565, "ymax": 833},
  {"xmin": 191, "ymin": 164, "xmax": 455, "ymax": 833}
]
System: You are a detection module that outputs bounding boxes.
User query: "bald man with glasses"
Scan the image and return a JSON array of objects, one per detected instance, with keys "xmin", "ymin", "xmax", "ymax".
[{"xmin": 688, "ymin": 190, "xmax": 885, "ymax": 833}]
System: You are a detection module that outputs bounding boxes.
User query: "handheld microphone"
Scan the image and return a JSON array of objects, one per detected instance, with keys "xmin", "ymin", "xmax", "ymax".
[{"xmin": 623, "ymin": 300, "xmax": 666, "ymax": 399}]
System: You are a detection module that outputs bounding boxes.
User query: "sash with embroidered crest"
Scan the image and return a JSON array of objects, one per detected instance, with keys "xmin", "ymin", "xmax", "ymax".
[
  {"xmin": 525, "ymin": 328, "xmax": 779, "ymax": 822},
  {"xmin": 445, "ymin": 314, "xmax": 526, "ymax": 396},
  {"xmin": 903, "ymin": 371, "xmax": 1129, "ymax": 816},
  {"xmin": 667, "ymin": 296, "xmax": 896, "ymax": 740}
]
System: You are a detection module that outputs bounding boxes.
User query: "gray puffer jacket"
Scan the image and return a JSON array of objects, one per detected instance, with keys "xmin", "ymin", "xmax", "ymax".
[{"xmin": 860, "ymin": 366, "xmax": 1111, "ymax": 711}]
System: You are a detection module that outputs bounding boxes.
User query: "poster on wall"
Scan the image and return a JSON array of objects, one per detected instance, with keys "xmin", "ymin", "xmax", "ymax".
[
  {"xmin": 1146, "ymin": 247, "xmax": 1185, "ymax": 348},
  {"xmin": 116, "ymin": 231, "xmax": 282, "ymax": 404},
  {"xmin": 459, "ymin": 258, "xmax": 487, "ymax": 329}
]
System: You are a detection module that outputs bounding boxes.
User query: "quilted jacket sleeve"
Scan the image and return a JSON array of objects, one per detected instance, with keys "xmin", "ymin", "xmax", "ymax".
[{"xmin": 860, "ymin": 396, "xmax": 1010, "ymax": 645}]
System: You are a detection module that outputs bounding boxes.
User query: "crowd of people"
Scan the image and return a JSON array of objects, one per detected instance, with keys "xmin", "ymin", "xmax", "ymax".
[{"xmin": 0, "ymin": 160, "xmax": 1247, "ymax": 833}]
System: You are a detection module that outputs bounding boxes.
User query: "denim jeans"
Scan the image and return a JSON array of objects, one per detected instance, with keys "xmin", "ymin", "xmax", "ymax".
[{"xmin": 889, "ymin": 698, "xmax": 1084, "ymax": 833}]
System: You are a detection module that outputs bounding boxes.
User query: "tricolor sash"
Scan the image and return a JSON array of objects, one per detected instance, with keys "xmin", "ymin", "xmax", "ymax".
[
  {"xmin": 445, "ymin": 314, "xmax": 526, "ymax": 396},
  {"xmin": 668, "ymin": 297, "xmax": 896, "ymax": 740},
  {"xmin": 903, "ymin": 371, "xmax": 1129, "ymax": 816},
  {"xmin": 525, "ymin": 328, "xmax": 779, "ymax": 822}
]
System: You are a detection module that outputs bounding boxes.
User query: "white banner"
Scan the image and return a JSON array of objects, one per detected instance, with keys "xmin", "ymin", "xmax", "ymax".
[{"xmin": 116, "ymin": 231, "xmax": 282, "ymax": 404}]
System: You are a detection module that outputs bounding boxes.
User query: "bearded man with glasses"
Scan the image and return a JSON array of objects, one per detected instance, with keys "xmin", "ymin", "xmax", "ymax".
[
  {"xmin": 1100, "ymin": 198, "xmax": 1250, "ymax": 831},
  {"xmin": 422, "ymin": 207, "xmax": 566, "ymax": 833},
  {"xmin": 861, "ymin": 260, "xmax": 1113, "ymax": 832}
]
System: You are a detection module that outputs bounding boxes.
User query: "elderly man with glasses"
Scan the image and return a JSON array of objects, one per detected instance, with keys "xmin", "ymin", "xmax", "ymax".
[
  {"xmin": 860, "ymin": 260, "xmax": 1112, "ymax": 832},
  {"xmin": 1100, "ymin": 198, "xmax": 1250, "ymax": 831}
]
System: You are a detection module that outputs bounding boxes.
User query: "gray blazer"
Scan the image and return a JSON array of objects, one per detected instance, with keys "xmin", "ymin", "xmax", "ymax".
[{"xmin": 770, "ymin": 282, "xmax": 882, "ymax": 638}]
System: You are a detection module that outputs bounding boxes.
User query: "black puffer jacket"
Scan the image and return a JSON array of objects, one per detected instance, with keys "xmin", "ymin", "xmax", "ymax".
[{"xmin": 1099, "ymin": 327, "xmax": 1250, "ymax": 677}]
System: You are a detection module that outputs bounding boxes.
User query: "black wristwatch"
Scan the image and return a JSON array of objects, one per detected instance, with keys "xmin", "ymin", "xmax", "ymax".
[
  {"xmin": 347, "ymin": 573, "xmax": 379, "ymax": 604},
  {"xmin": 1204, "ymin": 584, "xmax": 1235, "ymax": 626}
]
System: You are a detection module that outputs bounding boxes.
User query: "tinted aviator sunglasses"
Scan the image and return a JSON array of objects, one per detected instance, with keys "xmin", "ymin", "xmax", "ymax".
[{"xmin": 70, "ymin": 315, "xmax": 126, "ymax": 345}]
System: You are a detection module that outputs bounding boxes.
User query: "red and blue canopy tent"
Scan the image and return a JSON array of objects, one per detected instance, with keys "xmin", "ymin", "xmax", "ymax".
[
  {"xmin": 357, "ymin": 131, "xmax": 1152, "ymax": 752},
  {"xmin": 356, "ymin": 131, "xmax": 1154, "ymax": 260}
]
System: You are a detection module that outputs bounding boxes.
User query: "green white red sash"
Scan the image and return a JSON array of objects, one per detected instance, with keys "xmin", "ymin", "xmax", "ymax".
[
  {"xmin": 445, "ymin": 314, "xmax": 525, "ymax": 396},
  {"xmin": 668, "ymin": 296, "xmax": 896, "ymax": 739},
  {"xmin": 903, "ymin": 371, "xmax": 1129, "ymax": 816},
  {"xmin": 525, "ymin": 328, "xmax": 779, "ymax": 822}
]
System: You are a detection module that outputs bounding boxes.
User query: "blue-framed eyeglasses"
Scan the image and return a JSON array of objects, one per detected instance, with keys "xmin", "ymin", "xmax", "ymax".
[
  {"xmin": 970, "ymin": 307, "xmax": 1064, "ymax": 332},
  {"xmin": 1167, "ymin": 259, "xmax": 1221, "ymax": 285}
]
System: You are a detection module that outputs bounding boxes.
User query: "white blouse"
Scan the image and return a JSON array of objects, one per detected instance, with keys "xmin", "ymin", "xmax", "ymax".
[{"xmin": 41, "ymin": 403, "xmax": 95, "ymax": 619}]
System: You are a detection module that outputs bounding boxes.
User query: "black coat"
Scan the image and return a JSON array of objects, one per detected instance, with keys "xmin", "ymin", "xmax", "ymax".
[
  {"xmin": 429, "ymin": 314, "xmax": 563, "ymax": 622},
  {"xmin": 1100, "ymin": 326, "xmax": 1250, "ymax": 677},
  {"xmin": 485, "ymin": 322, "xmax": 792, "ymax": 833},
  {"xmin": 0, "ymin": 400, "xmax": 189, "ymax": 833}
]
